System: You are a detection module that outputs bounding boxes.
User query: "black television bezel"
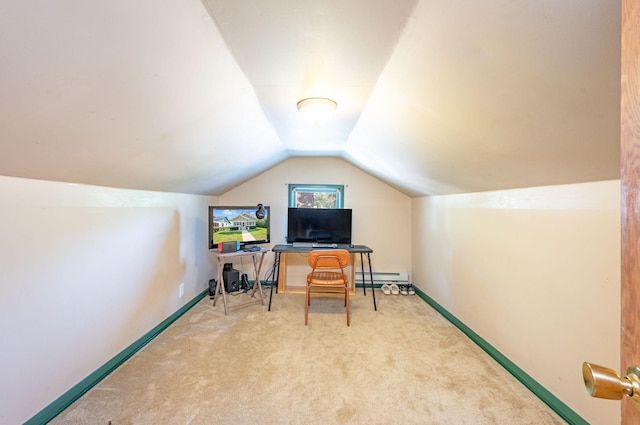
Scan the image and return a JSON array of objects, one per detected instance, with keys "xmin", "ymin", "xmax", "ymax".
[
  {"xmin": 208, "ymin": 205, "xmax": 271, "ymax": 250},
  {"xmin": 286, "ymin": 207, "xmax": 353, "ymax": 244}
]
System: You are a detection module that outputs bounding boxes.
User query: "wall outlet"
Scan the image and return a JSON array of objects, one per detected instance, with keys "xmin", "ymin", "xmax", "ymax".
[{"xmin": 179, "ymin": 283, "xmax": 185, "ymax": 298}]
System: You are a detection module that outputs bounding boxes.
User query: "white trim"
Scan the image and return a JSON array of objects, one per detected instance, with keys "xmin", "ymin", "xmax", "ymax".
[{"xmin": 355, "ymin": 271, "xmax": 408, "ymax": 284}]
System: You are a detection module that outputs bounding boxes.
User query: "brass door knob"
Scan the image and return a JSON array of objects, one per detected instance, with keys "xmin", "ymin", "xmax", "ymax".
[{"xmin": 583, "ymin": 362, "xmax": 640, "ymax": 402}]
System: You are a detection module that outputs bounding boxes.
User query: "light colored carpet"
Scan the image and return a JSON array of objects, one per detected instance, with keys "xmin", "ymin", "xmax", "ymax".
[{"xmin": 51, "ymin": 289, "xmax": 566, "ymax": 424}]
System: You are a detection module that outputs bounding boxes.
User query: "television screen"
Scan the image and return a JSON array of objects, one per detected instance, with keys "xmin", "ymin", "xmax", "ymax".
[
  {"xmin": 208, "ymin": 206, "xmax": 270, "ymax": 250},
  {"xmin": 287, "ymin": 208, "xmax": 352, "ymax": 244}
]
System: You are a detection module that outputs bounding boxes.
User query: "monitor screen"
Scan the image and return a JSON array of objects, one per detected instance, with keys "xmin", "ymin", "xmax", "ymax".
[
  {"xmin": 287, "ymin": 208, "xmax": 352, "ymax": 244},
  {"xmin": 208, "ymin": 206, "xmax": 270, "ymax": 250}
]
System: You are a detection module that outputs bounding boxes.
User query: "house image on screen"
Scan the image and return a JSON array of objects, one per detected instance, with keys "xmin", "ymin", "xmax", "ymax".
[
  {"xmin": 229, "ymin": 213, "xmax": 257, "ymax": 230},
  {"xmin": 212, "ymin": 216, "xmax": 232, "ymax": 228}
]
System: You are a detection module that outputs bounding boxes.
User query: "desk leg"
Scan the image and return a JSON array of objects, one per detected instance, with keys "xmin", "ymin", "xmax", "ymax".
[
  {"xmin": 359, "ymin": 253, "xmax": 367, "ymax": 296},
  {"xmin": 212, "ymin": 260, "xmax": 229, "ymax": 315},
  {"xmin": 367, "ymin": 253, "xmax": 377, "ymax": 311},
  {"xmin": 268, "ymin": 252, "xmax": 281, "ymax": 311}
]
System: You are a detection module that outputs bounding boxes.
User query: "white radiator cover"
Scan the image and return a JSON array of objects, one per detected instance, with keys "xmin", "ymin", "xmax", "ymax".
[{"xmin": 355, "ymin": 271, "xmax": 408, "ymax": 284}]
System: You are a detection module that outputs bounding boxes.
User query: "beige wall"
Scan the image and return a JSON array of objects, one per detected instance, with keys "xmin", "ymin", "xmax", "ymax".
[
  {"xmin": 3, "ymin": 164, "xmax": 620, "ymax": 424},
  {"xmin": 411, "ymin": 180, "xmax": 620, "ymax": 425},
  {"xmin": 218, "ymin": 157, "xmax": 413, "ymax": 284},
  {"xmin": 0, "ymin": 175, "xmax": 216, "ymax": 424}
]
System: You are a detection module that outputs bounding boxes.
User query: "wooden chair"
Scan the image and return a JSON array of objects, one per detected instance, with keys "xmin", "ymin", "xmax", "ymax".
[{"xmin": 306, "ymin": 249, "xmax": 351, "ymax": 326}]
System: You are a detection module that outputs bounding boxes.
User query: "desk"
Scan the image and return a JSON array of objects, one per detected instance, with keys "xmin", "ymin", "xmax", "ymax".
[
  {"xmin": 211, "ymin": 248, "xmax": 266, "ymax": 315},
  {"xmin": 269, "ymin": 244, "xmax": 377, "ymax": 311}
]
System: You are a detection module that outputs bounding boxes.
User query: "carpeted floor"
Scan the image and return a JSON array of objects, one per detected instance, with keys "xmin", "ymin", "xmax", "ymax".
[{"xmin": 50, "ymin": 288, "xmax": 566, "ymax": 424}]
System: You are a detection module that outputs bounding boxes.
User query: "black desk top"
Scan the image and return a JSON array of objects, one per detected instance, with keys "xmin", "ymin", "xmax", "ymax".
[{"xmin": 272, "ymin": 244, "xmax": 372, "ymax": 254}]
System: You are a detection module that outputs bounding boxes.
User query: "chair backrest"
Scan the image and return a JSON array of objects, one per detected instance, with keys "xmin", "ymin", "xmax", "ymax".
[{"xmin": 307, "ymin": 249, "xmax": 350, "ymax": 270}]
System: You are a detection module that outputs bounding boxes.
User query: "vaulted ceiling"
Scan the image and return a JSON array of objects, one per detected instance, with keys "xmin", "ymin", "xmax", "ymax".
[{"xmin": 0, "ymin": 0, "xmax": 620, "ymax": 197}]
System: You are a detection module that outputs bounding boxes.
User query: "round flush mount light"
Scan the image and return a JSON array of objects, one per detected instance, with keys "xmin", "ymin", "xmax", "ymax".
[{"xmin": 296, "ymin": 97, "xmax": 337, "ymax": 124}]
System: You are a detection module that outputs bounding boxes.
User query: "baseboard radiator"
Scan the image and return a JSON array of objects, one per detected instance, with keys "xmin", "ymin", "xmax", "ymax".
[{"xmin": 355, "ymin": 271, "xmax": 408, "ymax": 286}]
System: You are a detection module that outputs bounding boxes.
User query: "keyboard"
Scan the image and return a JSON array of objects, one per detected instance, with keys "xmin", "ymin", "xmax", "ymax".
[
  {"xmin": 312, "ymin": 243, "xmax": 338, "ymax": 248},
  {"xmin": 291, "ymin": 242, "xmax": 338, "ymax": 248}
]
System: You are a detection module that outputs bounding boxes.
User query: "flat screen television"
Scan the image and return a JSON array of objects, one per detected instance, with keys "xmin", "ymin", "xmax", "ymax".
[
  {"xmin": 208, "ymin": 206, "xmax": 271, "ymax": 250},
  {"xmin": 287, "ymin": 207, "xmax": 352, "ymax": 244}
]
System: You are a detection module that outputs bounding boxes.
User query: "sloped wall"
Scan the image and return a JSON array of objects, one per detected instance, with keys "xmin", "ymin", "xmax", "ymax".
[
  {"xmin": 0, "ymin": 175, "xmax": 216, "ymax": 424},
  {"xmin": 411, "ymin": 180, "xmax": 620, "ymax": 425}
]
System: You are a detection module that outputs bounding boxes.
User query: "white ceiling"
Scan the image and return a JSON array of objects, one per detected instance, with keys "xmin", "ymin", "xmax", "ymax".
[{"xmin": 0, "ymin": 0, "xmax": 620, "ymax": 197}]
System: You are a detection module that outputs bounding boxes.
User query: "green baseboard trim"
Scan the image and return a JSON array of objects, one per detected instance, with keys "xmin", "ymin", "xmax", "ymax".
[
  {"xmin": 414, "ymin": 287, "xmax": 587, "ymax": 425},
  {"xmin": 355, "ymin": 282, "xmax": 384, "ymax": 289},
  {"xmin": 25, "ymin": 289, "xmax": 209, "ymax": 425}
]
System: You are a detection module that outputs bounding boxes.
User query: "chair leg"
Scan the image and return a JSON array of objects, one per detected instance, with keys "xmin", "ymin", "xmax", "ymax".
[
  {"xmin": 305, "ymin": 285, "xmax": 309, "ymax": 325},
  {"xmin": 345, "ymin": 286, "xmax": 350, "ymax": 326}
]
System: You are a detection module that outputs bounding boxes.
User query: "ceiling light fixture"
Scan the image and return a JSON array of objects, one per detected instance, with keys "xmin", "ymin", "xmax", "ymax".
[{"xmin": 296, "ymin": 97, "xmax": 337, "ymax": 124}]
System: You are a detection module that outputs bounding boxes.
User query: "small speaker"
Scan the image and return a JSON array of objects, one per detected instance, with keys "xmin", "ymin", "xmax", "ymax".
[
  {"xmin": 218, "ymin": 241, "xmax": 240, "ymax": 253},
  {"xmin": 223, "ymin": 269, "xmax": 241, "ymax": 292}
]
